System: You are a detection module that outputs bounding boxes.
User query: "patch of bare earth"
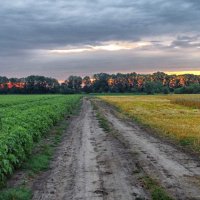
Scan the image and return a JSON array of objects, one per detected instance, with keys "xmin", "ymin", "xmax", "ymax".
[
  {"xmin": 32, "ymin": 98, "xmax": 150, "ymax": 200},
  {"xmin": 93, "ymin": 99, "xmax": 200, "ymax": 200}
]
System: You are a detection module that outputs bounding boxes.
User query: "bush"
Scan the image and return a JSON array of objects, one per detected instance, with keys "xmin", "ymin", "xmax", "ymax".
[
  {"xmin": 162, "ymin": 87, "xmax": 170, "ymax": 94},
  {"xmin": 174, "ymin": 84, "xmax": 200, "ymax": 94},
  {"xmin": 144, "ymin": 82, "xmax": 156, "ymax": 94}
]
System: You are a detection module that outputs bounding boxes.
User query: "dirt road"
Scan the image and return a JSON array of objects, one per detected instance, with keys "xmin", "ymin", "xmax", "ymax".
[
  {"xmin": 32, "ymin": 98, "xmax": 200, "ymax": 200},
  {"xmin": 94, "ymin": 99, "xmax": 200, "ymax": 200}
]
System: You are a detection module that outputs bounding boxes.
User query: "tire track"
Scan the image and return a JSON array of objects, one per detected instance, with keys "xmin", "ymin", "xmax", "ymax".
[
  {"xmin": 94, "ymin": 99, "xmax": 200, "ymax": 200},
  {"xmin": 32, "ymin": 98, "xmax": 149, "ymax": 200}
]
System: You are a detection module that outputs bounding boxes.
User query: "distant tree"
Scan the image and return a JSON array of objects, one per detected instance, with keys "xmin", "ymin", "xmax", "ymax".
[
  {"xmin": 25, "ymin": 75, "xmax": 59, "ymax": 94},
  {"xmin": 153, "ymin": 81, "xmax": 164, "ymax": 93},
  {"xmin": 67, "ymin": 76, "xmax": 82, "ymax": 93},
  {"xmin": 93, "ymin": 73, "xmax": 110, "ymax": 92},
  {"xmin": 82, "ymin": 76, "xmax": 92, "ymax": 93},
  {"xmin": 60, "ymin": 83, "xmax": 74, "ymax": 94},
  {"xmin": 174, "ymin": 84, "xmax": 200, "ymax": 94},
  {"xmin": 162, "ymin": 87, "xmax": 170, "ymax": 94},
  {"xmin": 0, "ymin": 71, "xmax": 199, "ymax": 94},
  {"xmin": 152, "ymin": 71, "xmax": 167, "ymax": 82},
  {"xmin": 0, "ymin": 76, "xmax": 9, "ymax": 94},
  {"xmin": 144, "ymin": 81, "xmax": 156, "ymax": 94},
  {"xmin": 0, "ymin": 76, "xmax": 8, "ymax": 84}
]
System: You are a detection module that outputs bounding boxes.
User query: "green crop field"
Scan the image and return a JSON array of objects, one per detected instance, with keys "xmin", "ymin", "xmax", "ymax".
[{"xmin": 0, "ymin": 95, "xmax": 81, "ymax": 185}]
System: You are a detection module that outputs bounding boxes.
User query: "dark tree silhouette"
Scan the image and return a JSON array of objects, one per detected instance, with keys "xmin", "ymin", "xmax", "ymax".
[{"xmin": 0, "ymin": 72, "xmax": 200, "ymax": 94}]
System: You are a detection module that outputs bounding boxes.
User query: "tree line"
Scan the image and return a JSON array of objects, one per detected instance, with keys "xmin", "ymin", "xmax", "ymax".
[{"xmin": 0, "ymin": 72, "xmax": 200, "ymax": 94}]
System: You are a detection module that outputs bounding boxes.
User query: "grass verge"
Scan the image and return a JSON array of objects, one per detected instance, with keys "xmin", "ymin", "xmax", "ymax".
[{"xmin": 0, "ymin": 187, "xmax": 32, "ymax": 200}]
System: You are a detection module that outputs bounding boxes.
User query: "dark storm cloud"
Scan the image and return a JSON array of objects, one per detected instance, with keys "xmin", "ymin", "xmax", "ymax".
[
  {"xmin": 170, "ymin": 35, "xmax": 200, "ymax": 48},
  {"xmin": 1, "ymin": 0, "xmax": 200, "ymax": 52},
  {"xmin": 0, "ymin": 0, "xmax": 200, "ymax": 78}
]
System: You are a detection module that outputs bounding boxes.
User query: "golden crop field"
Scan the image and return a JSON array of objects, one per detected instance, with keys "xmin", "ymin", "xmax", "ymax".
[{"xmin": 99, "ymin": 94, "xmax": 200, "ymax": 151}]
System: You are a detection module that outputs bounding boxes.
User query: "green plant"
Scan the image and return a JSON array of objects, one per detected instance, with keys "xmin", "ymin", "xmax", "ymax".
[
  {"xmin": 96, "ymin": 113, "xmax": 111, "ymax": 132},
  {"xmin": 24, "ymin": 144, "xmax": 53, "ymax": 173},
  {"xmin": 142, "ymin": 176, "xmax": 174, "ymax": 200},
  {"xmin": 0, "ymin": 187, "xmax": 32, "ymax": 200},
  {"xmin": 0, "ymin": 95, "xmax": 81, "ymax": 186}
]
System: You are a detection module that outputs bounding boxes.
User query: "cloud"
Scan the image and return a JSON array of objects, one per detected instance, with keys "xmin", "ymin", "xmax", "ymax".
[
  {"xmin": 1, "ymin": 0, "xmax": 200, "ymax": 52},
  {"xmin": 0, "ymin": 0, "xmax": 200, "ymax": 78},
  {"xmin": 170, "ymin": 35, "xmax": 200, "ymax": 48}
]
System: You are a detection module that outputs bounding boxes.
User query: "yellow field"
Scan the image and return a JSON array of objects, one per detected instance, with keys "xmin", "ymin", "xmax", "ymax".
[{"xmin": 99, "ymin": 94, "xmax": 200, "ymax": 151}]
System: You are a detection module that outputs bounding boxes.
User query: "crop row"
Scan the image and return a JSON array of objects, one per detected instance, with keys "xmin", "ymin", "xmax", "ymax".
[
  {"xmin": 0, "ymin": 95, "xmax": 57, "ymax": 107},
  {"xmin": 0, "ymin": 95, "xmax": 81, "ymax": 185}
]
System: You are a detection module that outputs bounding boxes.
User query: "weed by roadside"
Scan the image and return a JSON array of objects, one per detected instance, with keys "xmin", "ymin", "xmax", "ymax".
[
  {"xmin": 141, "ymin": 176, "xmax": 174, "ymax": 200},
  {"xmin": 96, "ymin": 112, "xmax": 111, "ymax": 132},
  {"xmin": 24, "ymin": 144, "xmax": 53, "ymax": 174},
  {"xmin": 0, "ymin": 187, "xmax": 32, "ymax": 200}
]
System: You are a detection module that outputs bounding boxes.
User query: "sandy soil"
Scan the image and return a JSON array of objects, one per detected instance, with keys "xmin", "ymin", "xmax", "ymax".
[
  {"xmin": 94, "ymin": 99, "xmax": 200, "ymax": 200},
  {"xmin": 32, "ymin": 98, "xmax": 149, "ymax": 200},
  {"xmin": 31, "ymin": 98, "xmax": 200, "ymax": 200}
]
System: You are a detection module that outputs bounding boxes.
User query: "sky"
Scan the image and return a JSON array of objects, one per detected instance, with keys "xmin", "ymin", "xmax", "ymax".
[{"xmin": 0, "ymin": 0, "xmax": 200, "ymax": 80}]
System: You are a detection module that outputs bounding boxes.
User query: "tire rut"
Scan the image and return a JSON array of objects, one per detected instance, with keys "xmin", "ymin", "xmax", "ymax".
[
  {"xmin": 32, "ymin": 98, "xmax": 149, "ymax": 200},
  {"xmin": 94, "ymin": 99, "xmax": 200, "ymax": 200}
]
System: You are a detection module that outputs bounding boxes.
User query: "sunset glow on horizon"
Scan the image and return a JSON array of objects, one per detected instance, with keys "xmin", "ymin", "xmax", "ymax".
[{"xmin": 166, "ymin": 71, "xmax": 200, "ymax": 75}]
